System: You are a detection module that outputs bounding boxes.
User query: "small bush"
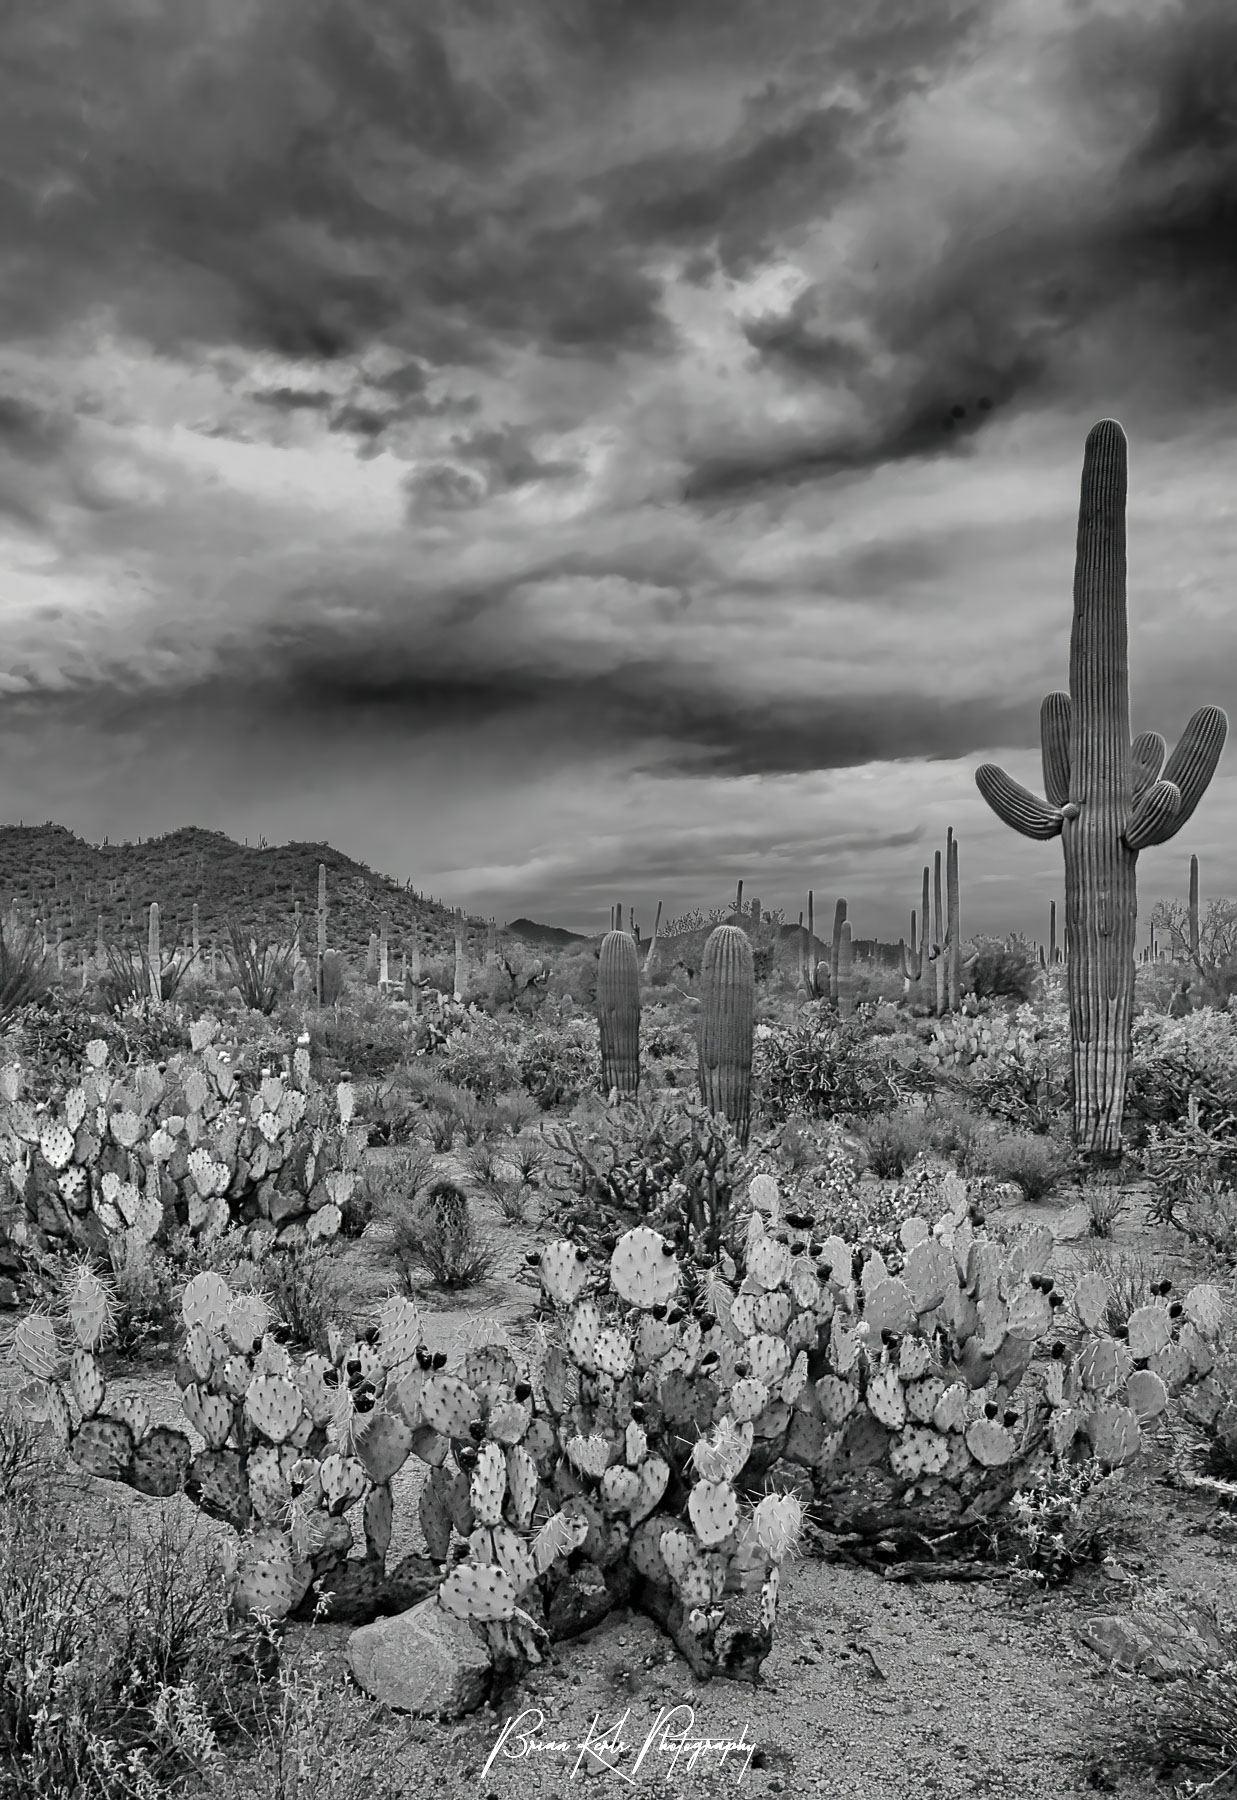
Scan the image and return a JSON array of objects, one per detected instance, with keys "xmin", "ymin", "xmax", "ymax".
[
  {"xmin": 387, "ymin": 1180, "xmax": 497, "ymax": 1291},
  {"xmin": 856, "ymin": 1108, "xmax": 930, "ymax": 1179},
  {"xmin": 245, "ymin": 1245, "xmax": 345, "ymax": 1351},
  {"xmin": 981, "ymin": 1131, "xmax": 1072, "ymax": 1200},
  {"xmin": 964, "ymin": 937, "xmax": 1040, "ymax": 1003},
  {"xmin": 515, "ymin": 1023, "xmax": 595, "ymax": 1110},
  {"xmin": 357, "ymin": 1146, "xmax": 436, "ymax": 1229},
  {"xmin": 986, "ymin": 1458, "xmax": 1135, "ymax": 1588},
  {"xmin": 433, "ymin": 1018, "xmax": 521, "ymax": 1102},
  {"xmin": 1084, "ymin": 1180, "xmax": 1125, "ymax": 1239},
  {"xmin": 1070, "ymin": 1245, "xmax": 1165, "ymax": 1335}
]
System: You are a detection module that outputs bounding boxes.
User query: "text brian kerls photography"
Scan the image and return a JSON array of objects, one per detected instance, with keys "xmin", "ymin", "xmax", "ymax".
[{"xmin": 481, "ymin": 1703, "xmax": 759, "ymax": 1784}]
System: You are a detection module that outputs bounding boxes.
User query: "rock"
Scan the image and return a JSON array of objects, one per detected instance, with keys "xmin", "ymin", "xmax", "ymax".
[
  {"xmin": 1076, "ymin": 1607, "xmax": 1225, "ymax": 1680},
  {"xmin": 1075, "ymin": 1615, "xmax": 1155, "ymax": 1672},
  {"xmin": 348, "ymin": 1596, "xmax": 493, "ymax": 1718}
]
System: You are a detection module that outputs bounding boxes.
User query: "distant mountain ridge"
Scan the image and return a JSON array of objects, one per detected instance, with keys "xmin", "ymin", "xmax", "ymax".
[{"xmin": 0, "ymin": 822, "xmax": 487, "ymax": 965}]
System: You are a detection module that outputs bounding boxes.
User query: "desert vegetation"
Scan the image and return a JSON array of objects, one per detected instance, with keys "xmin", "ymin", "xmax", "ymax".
[{"xmin": 2, "ymin": 422, "xmax": 1237, "ymax": 1798}]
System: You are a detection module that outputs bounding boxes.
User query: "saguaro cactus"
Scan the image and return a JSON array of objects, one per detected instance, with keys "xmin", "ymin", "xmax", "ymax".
[
  {"xmin": 829, "ymin": 899, "xmax": 847, "ymax": 1007},
  {"xmin": 946, "ymin": 830, "xmax": 961, "ymax": 1011},
  {"xmin": 976, "ymin": 420, "xmax": 1226, "ymax": 1157},
  {"xmin": 316, "ymin": 864, "xmax": 328, "ymax": 1007},
  {"xmin": 1189, "ymin": 853, "xmax": 1201, "ymax": 970},
  {"xmin": 147, "ymin": 903, "xmax": 161, "ymax": 1004},
  {"xmin": 697, "ymin": 924, "xmax": 755, "ymax": 1146},
  {"xmin": 597, "ymin": 928, "xmax": 641, "ymax": 1098}
]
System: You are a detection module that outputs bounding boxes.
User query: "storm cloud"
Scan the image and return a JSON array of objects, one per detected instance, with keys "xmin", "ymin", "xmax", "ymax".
[{"xmin": 0, "ymin": 0, "xmax": 1234, "ymax": 932}]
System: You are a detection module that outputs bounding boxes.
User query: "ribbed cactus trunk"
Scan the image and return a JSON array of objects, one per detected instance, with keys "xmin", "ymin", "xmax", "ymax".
[
  {"xmin": 806, "ymin": 891, "xmax": 817, "ymax": 996},
  {"xmin": 147, "ymin": 903, "xmax": 161, "ymax": 1004},
  {"xmin": 1189, "ymin": 854, "xmax": 1200, "ymax": 969},
  {"xmin": 829, "ymin": 899, "xmax": 847, "ymax": 1007},
  {"xmin": 192, "ymin": 901, "xmax": 200, "ymax": 970},
  {"xmin": 697, "ymin": 924, "xmax": 755, "ymax": 1146},
  {"xmin": 597, "ymin": 928, "xmax": 641, "ymax": 1098},
  {"xmin": 380, "ymin": 914, "xmax": 390, "ymax": 987},
  {"xmin": 409, "ymin": 941, "xmax": 422, "ymax": 1014},
  {"xmin": 976, "ymin": 420, "xmax": 1227, "ymax": 1159},
  {"xmin": 643, "ymin": 900, "xmax": 663, "ymax": 974},
  {"xmin": 1050, "ymin": 899, "xmax": 1058, "ymax": 967},
  {"xmin": 836, "ymin": 922, "xmax": 856, "ymax": 1018},
  {"xmin": 453, "ymin": 910, "xmax": 465, "ymax": 1002},
  {"xmin": 1060, "ymin": 428, "xmax": 1139, "ymax": 1152},
  {"xmin": 316, "ymin": 864, "xmax": 327, "ymax": 1007},
  {"xmin": 947, "ymin": 830, "xmax": 961, "ymax": 1011},
  {"xmin": 932, "ymin": 851, "xmax": 945, "ymax": 1017}
]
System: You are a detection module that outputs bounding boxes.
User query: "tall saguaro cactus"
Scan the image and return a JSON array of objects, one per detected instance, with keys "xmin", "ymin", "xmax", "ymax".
[
  {"xmin": 976, "ymin": 420, "xmax": 1227, "ymax": 1158},
  {"xmin": 597, "ymin": 928, "xmax": 641, "ymax": 1098},
  {"xmin": 697, "ymin": 924, "xmax": 755, "ymax": 1146}
]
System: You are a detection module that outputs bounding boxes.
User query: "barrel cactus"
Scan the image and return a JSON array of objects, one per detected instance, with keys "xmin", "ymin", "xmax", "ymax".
[
  {"xmin": 596, "ymin": 928, "xmax": 641, "ymax": 1098},
  {"xmin": 976, "ymin": 420, "xmax": 1227, "ymax": 1158},
  {"xmin": 697, "ymin": 924, "xmax": 755, "ymax": 1147}
]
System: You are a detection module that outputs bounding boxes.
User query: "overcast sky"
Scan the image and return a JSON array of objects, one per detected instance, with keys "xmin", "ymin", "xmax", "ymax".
[{"xmin": 1, "ymin": 0, "xmax": 1235, "ymax": 939}]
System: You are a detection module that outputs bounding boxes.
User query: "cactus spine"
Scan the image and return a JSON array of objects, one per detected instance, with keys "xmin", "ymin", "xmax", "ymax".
[
  {"xmin": 597, "ymin": 929, "xmax": 641, "ymax": 1098},
  {"xmin": 697, "ymin": 924, "xmax": 755, "ymax": 1146},
  {"xmin": 976, "ymin": 420, "xmax": 1227, "ymax": 1157}
]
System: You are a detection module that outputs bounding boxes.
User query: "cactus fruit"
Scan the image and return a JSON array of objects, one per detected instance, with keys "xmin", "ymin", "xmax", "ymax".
[
  {"xmin": 697, "ymin": 924, "xmax": 756, "ymax": 1146},
  {"xmin": 597, "ymin": 929, "xmax": 641, "ymax": 1099}
]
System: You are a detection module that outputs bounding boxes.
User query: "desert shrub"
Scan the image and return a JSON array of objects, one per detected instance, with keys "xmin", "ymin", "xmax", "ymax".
[
  {"xmin": 1125, "ymin": 1006, "xmax": 1237, "ymax": 1134},
  {"xmin": 985, "ymin": 1458, "xmax": 1135, "ymax": 1588},
  {"xmin": 929, "ymin": 1001, "xmax": 1070, "ymax": 1132},
  {"xmin": 239, "ymin": 1244, "xmax": 345, "ymax": 1351},
  {"xmin": 1, "ymin": 995, "xmax": 193, "ymax": 1094},
  {"xmin": 754, "ymin": 1013, "xmax": 921, "ymax": 1123},
  {"xmin": 460, "ymin": 1140, "xmax": 541, "ymax": 1225},
  {"xmin": 1069, "ymin": 1245, "xmax": 1168, "ymax": 1335},
  {"xmin": 515, "ymin": 1018, "xmax": 595, "ymax": 1109},
  {"xmin": 548, "ymin": 950, "xmax": 599, "ymax": 1008},
  {"xmin": 98, "ymin": 940, "xmax": 194, "ymax": 1009},
  {"xmin": 355, "ymin": 1146, "xmax": 436, "ymax": 1228},
  {"xmin": 980, "ymin": 1131, "xmax": 1073, "ymax": 1200},
  {"xmin": 359, "ymin": 1075, "xmax": 422, "ymax": 1147},
  {"xmin": 306, "ymin": 1004, "xmax": 408, "ymax": 1081},
  {"xmin": 855, "ymin": 1107, "xmax": 930, "ymax": 1178},
  {"xmin": 0, "ymin": 1403, "xmax": 235, "ymax": 1798},
  {"xmin": 964, "ymin": 937, "xmax": 1040, "ymax": 1003},
  {"xmin": 221, "ymin": 917, "xmax": 298, "ymax": 1016},
  {"xmin": 1113, "ymin": 1606, "xmax": 1237, "ymax": 1796},
  {"xmin": 387, "ymin": 1179, "xmax": 497, "ymax": 1291},
  {"xmin": 1084, "ymin": 1179, "xmax": 1125, "ymax": 1238},
  {"xmin": 433, "ymin": 1015, "xmax": 521, "ymax": 1102},
  {"xmin": 922, "ymin": 1096, "xmax": 990, "ymax": 1164},
  {"xmin": 0, "ymin": 915, "xmax": 55, "ymax": 1022}
]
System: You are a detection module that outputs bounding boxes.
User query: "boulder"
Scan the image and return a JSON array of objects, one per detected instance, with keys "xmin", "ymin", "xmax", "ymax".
[{"xmin": 348, "ymin": 1596, "xmax": 493, "ymax": 1718}]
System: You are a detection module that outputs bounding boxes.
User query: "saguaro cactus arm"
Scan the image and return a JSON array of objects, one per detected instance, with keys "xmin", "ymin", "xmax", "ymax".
[
  {"xmin": 1124, "ymin": 706, "xmax": 1227, "ymax": 850},
  {"xmin": 974, "ymin": 765, "xmax": 1065, "ymax": 839},
  {"xmin": 1041, "ymin": 693, "xmax": 1072, "ymax": 807}
]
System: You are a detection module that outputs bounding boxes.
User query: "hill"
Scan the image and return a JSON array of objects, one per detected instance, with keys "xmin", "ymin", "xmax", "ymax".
[
  {"xmin": 505, "ymin": 918, "xmax": 598, "ymax": 949},
  {"xmin": 0, "ymin": 823, "xmax": 493, "ymax": 967}
]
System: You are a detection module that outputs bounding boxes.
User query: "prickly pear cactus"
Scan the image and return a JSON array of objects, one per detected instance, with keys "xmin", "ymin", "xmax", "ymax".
[{"xmin": 0, "ymin": 1021, "xmax": 362, "ymax": 1260}]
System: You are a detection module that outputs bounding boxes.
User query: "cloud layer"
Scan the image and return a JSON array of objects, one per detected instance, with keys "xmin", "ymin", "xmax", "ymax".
[{"xmin": 1, "ymin": 0, "xmax": 1235, "ymax": 934}]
